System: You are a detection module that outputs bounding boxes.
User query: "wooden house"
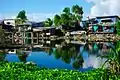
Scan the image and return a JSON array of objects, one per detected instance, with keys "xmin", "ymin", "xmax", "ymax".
[{"xmin": 88, "ymin": 16, "xmax": 120, "ymax": 34}]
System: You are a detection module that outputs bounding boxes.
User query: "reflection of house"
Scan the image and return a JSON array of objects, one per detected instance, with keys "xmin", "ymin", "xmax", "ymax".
[
  {"xmin": 86, "ymin": 42, "xmax": 115, "ymax": 56},
  {"xmin": 88, "ymin": 16, "xmax": 120, "ymax": 34}
]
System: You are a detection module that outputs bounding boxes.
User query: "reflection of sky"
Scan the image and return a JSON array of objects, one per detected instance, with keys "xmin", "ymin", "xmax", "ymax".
[
  {"xmin": 27, "ymin": 52, "xmax": 73, "ymax": 69},
  {"xmin": 80, "ymin": 46, "xmax": 108, "ymax": 69},
  {"xmin": 5, "ymin": 42, "xmax": 110, "ymax": 71},
  {"xmin": 5, "ymin": 54, "xmax": 20, "ymax": 62}
]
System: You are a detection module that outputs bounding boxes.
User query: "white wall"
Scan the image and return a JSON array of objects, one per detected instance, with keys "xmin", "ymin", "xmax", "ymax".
[{"xmin": 4, "ymin": 19, "xmax": 15, "ymax": 26}]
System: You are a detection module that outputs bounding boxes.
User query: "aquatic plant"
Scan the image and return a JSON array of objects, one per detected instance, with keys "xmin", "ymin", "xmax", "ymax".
[{"xmin": 0, "ymin": 61, "xmax": 120, "ymax": 80}]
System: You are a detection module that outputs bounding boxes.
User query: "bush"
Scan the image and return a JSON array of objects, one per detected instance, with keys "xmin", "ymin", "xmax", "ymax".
[{"xmin": 0, "ymin": 62, "xmax": 120, "ymax": 80}]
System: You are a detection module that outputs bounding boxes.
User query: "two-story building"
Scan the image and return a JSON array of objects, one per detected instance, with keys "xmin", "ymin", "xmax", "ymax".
[{"xmin": 88, "ymin": 16, "xmax": 120, "ymax": 34}]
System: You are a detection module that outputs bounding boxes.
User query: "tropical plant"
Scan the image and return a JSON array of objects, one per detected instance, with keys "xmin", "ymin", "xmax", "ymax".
[
  {"xmin": 44, "ymin": 18, "xmax": 53, "ymax": 27},
  {"xmin": 16, "ymin": 10, "xmax": 27, "ymax": 24},
  {"xmin": 116, "ymin": 21, "xmax": 120, "ymax": 35},
  {"xmin": 63, "ymin": 7, "xmax": 70, "ymax": 14},
  {"xmin": 0, "ymin": 62, "xmax": 119, "ymax": 80},
  {"xmin": 54, "ymin": 14, "xmax": 61, "ymax": 26},
  {"xmin": 53, "ymin": 5, "xmax": 83, "ymax": 30},
  {"xmin": 102, "ymin": 41, "xmax": 120, "ymax": 76},
  {"xmin": 72, "ymin": 5, "xmax": 83, "ymax": 21}
]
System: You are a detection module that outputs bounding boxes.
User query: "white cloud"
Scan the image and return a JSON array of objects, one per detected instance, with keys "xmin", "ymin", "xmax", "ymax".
[
  {"xmin": 0, "ymin": 13, "xmax": 56, "ymax": 22},
  {"xmin": 83, "ymin": 55, "xmax": 107, "ymax": 68},
  {"xmin": 86, "ymin": 0, "xmax": 120, "ymax": 17}
]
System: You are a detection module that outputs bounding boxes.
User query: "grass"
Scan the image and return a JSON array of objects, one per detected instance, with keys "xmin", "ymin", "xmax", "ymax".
[{"xmin": 0, "ymin": 61, "xmax": 120, "ymax": 80}]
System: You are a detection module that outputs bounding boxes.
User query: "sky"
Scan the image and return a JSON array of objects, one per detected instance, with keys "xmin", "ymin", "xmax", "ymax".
[{"xmin": 0, "ymin": 0, "xmax": 120, "ymax": 21}]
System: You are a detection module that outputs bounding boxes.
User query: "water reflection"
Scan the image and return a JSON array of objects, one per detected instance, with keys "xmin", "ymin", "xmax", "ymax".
[
  {"xmin": 0, "ymin": 50, "xmax": 6, "ymax": 61},
  {"xmin": 0, "ymin": 40, "xmax": 118, "ymax": 71}
]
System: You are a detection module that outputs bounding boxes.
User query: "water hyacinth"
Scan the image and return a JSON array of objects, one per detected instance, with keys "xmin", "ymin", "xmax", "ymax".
[{"xmin": 0, "ymin": 62, "xmax": 120, "ymax": 80}]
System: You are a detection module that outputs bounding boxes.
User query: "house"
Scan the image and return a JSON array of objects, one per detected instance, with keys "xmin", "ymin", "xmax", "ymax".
[
  {"xmin": 88, "ymin": 16, "xmax": 120, "ymax": 34},
  {"xmin": 2, "ymin": 19, "xmax": 16, "ymax": 32}
]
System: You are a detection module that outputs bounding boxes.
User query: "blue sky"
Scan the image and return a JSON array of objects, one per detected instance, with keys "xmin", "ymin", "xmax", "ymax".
[
  {"xmin": 0, "ymin": 0, "xmax": 120, "ymax": 21},
  {"xmin": 0, "ymin": 0, "xmax": 92, "ymax": 13}
]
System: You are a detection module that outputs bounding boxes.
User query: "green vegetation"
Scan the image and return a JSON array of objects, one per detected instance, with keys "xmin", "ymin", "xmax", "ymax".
[
  {"xmin": 53, "ymin": 5, "xmax": 83, "ymax": 29},
  {"xmin": 44, "ymin": 18, "xmax": 53, "ymax": 27},
  {"xmin": 0, "ymin": 26, "xmax": 6, "ymax": 44},
  {"xmin": 116, "ymin": 21, "xmax": 120, "ymax": 35},
  {"xmin": 107, "ymin": 41, "xmax": 120, "ymax": 74},
  {"xmin": 15, "ymin": 10, "xmax": 27, "ymax": 25},
  {"xmin": 0, "ymin": 61, "xmax": 120, "ymax": 80}
]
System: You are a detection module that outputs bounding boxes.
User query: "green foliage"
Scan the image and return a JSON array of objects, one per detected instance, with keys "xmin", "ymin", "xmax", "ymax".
[
  {"xmin": 72, "ymin": 5, "xmax": 83, "ymax": 15},
  {"xmin": 72, "ymin": 5, "xmax": 83, "ymax": 21},
  {"xmin": 15, "ymin": 18, "xmax": 23, "ymax": 26},
  {"xmin": 44, "ymin": 18, "xmax": 53, "ymax": 27},
  {"xmin": 53, "ymin": 5, "xmax": 84, "ymax": 28},
  {"xmin": 0, "ymin": 51, "xmax": 6, "ymax": 61},
  {"xmin": 63, "ymin": 7, "xmax": 70, "ymax": 14},
  {"xmin": 116, "ymin": 21, "xmax": 120, "ymax": 35},
  {"xmin": 0, "ymin": 62, "xmax": 120, "ymax": 80},
  {"xmin": 54, "ymin": 14, "xmax": 61, "ymax": 26},
  {"xmin": 106, "ymin": 41, "xmax": 120, "ymax": 75},
  {"xmin": 16, "ymin": 10, "xmax": 27, "ymax": 23},
  {"xmin": 61, "ymin": 13, "xmax": 71, "ymax": 27},
  {"xmin": 0, "ymin": 26, "xmax": 6, "ymax": 44}
]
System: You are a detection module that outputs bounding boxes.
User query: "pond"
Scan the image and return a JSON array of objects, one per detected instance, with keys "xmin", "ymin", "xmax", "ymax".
[{"xmin": 0, "ymin": 40, "xmax": 119, "ymax": 71}]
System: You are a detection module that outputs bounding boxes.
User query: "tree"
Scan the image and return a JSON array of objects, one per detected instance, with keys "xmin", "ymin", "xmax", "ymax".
[
  {"xmin": 16, "ymin": 10, "xmax": 27, "ymax": 23},
  {"xmin": 0, "ymin": 26, "xmax": 6, "ymax": 44},
  {"xmin": 44, "ymin": 18, "xmax": 53, "ymax": 27},
  {"xmin": 54, "ymin": 14, "xmax": 61, "ymax": 26},
  {"xmin": 53, "ymin": 5, "xmax": 84, "ymax": 30},
  {"xmin": 116, "ymin": 21, "xmax": 120, "ymax": 35},
  {"xmin": 72, "ymin": 5, "xmax": 83, "ymax": 21},
  {"xmin": 63, "ymin": 7, "xmax": 70, "ymax": 14}
]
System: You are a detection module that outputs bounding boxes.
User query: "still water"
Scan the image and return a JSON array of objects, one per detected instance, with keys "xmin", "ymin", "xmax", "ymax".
[{"xmin": 0, "ymin": 40, "xmax": 118, "ymax": 71}]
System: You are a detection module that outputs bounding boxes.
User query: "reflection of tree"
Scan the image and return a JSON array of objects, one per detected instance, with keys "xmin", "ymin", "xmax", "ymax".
[
  {"xmin": 51, "ymin": 44, "xmax": 84, "ymax": 68},
  {"xmin": 54, "ymin": 48, "xmax": 61, "ymax": 59},
  {"xmin": 48, "ymin": 48, "xmax": 53, "ymax": 56},
  {"xmin": 0, "ymin": 50, "xmax": 6, "ymax": 61},
  {"xmin": 17, "ymin": 53, "xmax": 28, "ymax": 63},
  {"xmin": 16, "ymin": 50, "xmax": 29, "ymax": 63},
  {"xmin": 72, "ymin": 55, "xmax": 84, "ymax": 69}
]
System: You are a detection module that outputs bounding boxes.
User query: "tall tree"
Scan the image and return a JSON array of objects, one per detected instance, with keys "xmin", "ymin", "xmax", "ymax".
[
  {"xmin": 53, "ymin": 5, "xmax": 84, "ymax": 30},
  {"xmin": 72, "ymin": 5, "xmax": 83, "ymax": 21},
  {"xmin": 16, "ymin": 10, "xmax": 27, "ymax": 24},
  {"xmin": 54, "ymin": 14, "xmax": 61, "ymax": 27}
]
